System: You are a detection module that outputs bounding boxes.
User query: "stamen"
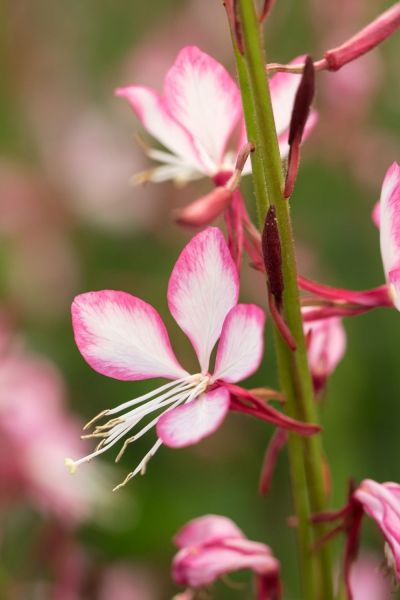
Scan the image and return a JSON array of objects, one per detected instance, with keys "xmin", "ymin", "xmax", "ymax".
[
  {"xmin": 65, "ymin": 375, "xmax": 207, "ymax": 479},
  {"xmin": 83, "ymin": 409, "xmax": 111, "ymax": 431},
  {"xmin": 112, "ymin": 439, "xmax": 162, "ymax": 492},
  {"xmin": 105, "ymin": 376, "xmax": 195, "ymax": 416}
]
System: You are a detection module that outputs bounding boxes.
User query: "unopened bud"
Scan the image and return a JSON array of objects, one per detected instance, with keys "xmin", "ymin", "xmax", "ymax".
[
  {"xmin": 284, "ymin": 56, "xmax": 315, "ymax": 198},
  {"xmin": 175, "ymin": 187, "xmax": 233, "ymax": 227},
  {"xmin": 262, "ymin": 205, "xmax": 284, "ymax": 309},
  {"xmin": 324, "ymin": 3, "xmax": 400, "ymax": 71}
]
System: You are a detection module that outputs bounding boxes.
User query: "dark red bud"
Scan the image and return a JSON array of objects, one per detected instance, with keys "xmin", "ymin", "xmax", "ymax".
[
  {"xmin": 262, "ymin": 205, "xmax": 284, "ymax": 309},
  {"xmin": 284, "ymin": 56, "xmax": 315, "ymax": 198}
]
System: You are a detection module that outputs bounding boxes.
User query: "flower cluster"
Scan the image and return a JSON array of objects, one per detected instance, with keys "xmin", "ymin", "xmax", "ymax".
[{"xmin": 64, "ymin": 4, "xmax": 400, "ymax": 598}]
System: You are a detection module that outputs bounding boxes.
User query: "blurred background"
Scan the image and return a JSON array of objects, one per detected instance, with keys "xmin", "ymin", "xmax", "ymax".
[{"xmin": 0, "ymin": 0, "xmax": 399, "ymax": 598}]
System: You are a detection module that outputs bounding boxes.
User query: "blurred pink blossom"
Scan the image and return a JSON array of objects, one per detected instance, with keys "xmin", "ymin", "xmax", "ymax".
[
  {"xmin": 98, "ymin": 564, "xmax": 160, "ymax": 600},
  {"xmin": 0, "ymin": 334, "xmax": 107, "ymax": 523},
  {"xmin": 172, "ymin": 514, "xmax": 281, "ymax": 599},
  {"xmin": 0, "ymin": 162, "xmax": 78, "ymax": 319}
]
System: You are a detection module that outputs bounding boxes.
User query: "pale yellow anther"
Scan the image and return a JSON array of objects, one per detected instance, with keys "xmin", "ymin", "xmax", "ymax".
[{"xmin": 64, "ymin": 457, "xmax": 77, "ymax": 475}]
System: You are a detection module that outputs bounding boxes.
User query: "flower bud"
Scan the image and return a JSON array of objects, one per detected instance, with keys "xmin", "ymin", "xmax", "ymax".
[{"xmin": 324, "ymin": 4, "xmax": 400, "ymax": 72}]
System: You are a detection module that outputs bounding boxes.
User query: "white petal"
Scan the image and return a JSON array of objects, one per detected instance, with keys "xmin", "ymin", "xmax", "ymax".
[{"xmin": 116, "ymin": 85, "xmax": 204, "ymax": 173}]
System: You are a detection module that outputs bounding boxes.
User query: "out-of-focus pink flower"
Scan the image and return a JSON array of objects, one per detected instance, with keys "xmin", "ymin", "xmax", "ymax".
[
  {"xmin": 98, "ymin": 564, "xmax": 160, "ymax": 600},
  {"xmin": 116, "ymin": 46, "xmax": 316, "ymax": 186},
  {"xmin": 172, "ymin": 515, "xmax": 281, "ymax": 599},
  {"xmin": 350, "ymin": 554, "xmax": 390, "ymax": 600},
  {"xmin": 0, "ymin": 162, "xmax": 78, "ymax": 319},
  {"xmin": 68, "ymin": 227, "xmax": 318, "ymax": 490},
  {"xmin": 54, "ymin": 110, "xmax": 163, "ymax": 232},
  {"xmin": 303, "ymin": 312, "xmax": 346, "ymax": 392},
  {"xmin": 354, "ymin": 479, "xmax": 400, "ymax": 580},
  {"xmin": 0, "ymin": 339, "xmax": 106, "ymax": 523}
]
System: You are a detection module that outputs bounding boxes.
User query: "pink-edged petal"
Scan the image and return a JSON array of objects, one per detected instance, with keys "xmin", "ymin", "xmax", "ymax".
[
  {"xmin": 269, "ymin": 55, "xmax": 307, "ymax": 135},
  {"xmin": 72, "ymin": 290, "xmax": 187, "ymax": 381},
  {"xmin": 168, "ymin": 228, "xmax": 239, "ymax": 372},
  {"xmin": 163, "ymin": 46, "xmax": 242, "ymax": 172},
  {"xmin": 174, "ymin": 515, "xmax": 244, "ymax": 549},
  {"xmin": 379, "ymin": 162, "xmax": 400, "ymax": 306},
  {"xmin": 213, "ymin": 304, "xmax": 266, "ymax": 384},
  {"xmin": 156, "ymin": 387, "xmax": 230, "ymax": 448},
  {"xmin": 173, "ymin": 540, "xmax": 278, "ymax": 587},
  {"xmin": 115, "ymin": 86, "xmax": 203, "ymax": 172}
]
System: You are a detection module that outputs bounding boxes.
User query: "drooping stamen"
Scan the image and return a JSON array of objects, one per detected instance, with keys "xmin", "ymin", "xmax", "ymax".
[
  {"xmin": 65, "ymin": 375, "xmax": 209, "ymax": 485},
  {"xmin": 112, "ymin": 439, "xmax": 163, "ymax": 492}
]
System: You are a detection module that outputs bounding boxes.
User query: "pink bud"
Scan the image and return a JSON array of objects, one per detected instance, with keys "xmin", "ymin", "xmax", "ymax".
[
  {"xmin": 175, "ymin": 187, "xmax": 233, "ymax": 227},
  {"xmin": 303, "ymin": 313, "xmax": 347, "ymax": 393},
  {"xmin": 324, "ymin": 4, "xmax": 400, "ymax": 72}
]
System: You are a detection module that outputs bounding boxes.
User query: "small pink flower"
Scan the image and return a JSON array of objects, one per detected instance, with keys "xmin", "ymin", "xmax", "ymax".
[
  {"xmin": 116, "ymin": 46, "xmax": 316, "ymax": 185},
  {"xmin": 354, "ymin": 479, "xmax": 400, "ymax": 580},
  {"xmin": 303, "ymin": 312, "xmax": 346, "ymax": 392},
  {"xmin": 68, "ymin": 227, "xmax": 316, "ymax": 489},
  {"xmin": 67, "ymin": 228, "xmax": 265, "ymax": 487},
  {"xmin": 172, "ymin": 514, "xmax": 281, "ymax": 599}
]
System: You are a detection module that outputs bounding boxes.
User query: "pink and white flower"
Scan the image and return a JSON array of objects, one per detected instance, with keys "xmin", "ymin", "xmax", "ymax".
[
  {"xmin": 354, "ymin": 479, "xmax": 400, "ymax": 580},
  {"xmin": 116, "ymin": 46, "xmax": 316, "ymax": 185},
  {"xmin": 172, "ymin": 514, "xmax": 281, "ymax": 599},
  {"xmin": 67, "ymin": 227, "xmax": 317, "ymax": 489}
]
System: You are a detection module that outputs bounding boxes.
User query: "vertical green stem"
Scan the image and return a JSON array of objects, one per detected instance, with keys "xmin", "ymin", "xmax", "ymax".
[{"xmin": 229, "ymin": 2, "xmax": 334, "ymax": 599}]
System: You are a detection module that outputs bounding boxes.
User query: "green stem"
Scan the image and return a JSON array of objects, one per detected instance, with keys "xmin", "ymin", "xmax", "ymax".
[{"xmin": 229, "ymin": 2, "xmax": 334, "ymax": 599}]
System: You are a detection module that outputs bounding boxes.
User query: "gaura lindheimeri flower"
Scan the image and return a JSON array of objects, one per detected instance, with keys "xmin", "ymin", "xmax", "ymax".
[
  {"xmin": 354, "ymin": 480, "xmax": 400, "ymax": 581},
  {"xmin": 116, "ymin": 45, "xmax": 316, "ymax": 186},
  {"xmin": 303, "ymin": 312, "xmax": 347, "ymax": 393},
  {"xmin": 172, "ymin": 514, "xmax": 281, "ymax": 600},
  {"xmin": 66, "ymin": 227, "xmax": 318, "ymax": 490},
  {"xmin": 299, "ymin": 162, "xmax": 400, "ymax": 319}
]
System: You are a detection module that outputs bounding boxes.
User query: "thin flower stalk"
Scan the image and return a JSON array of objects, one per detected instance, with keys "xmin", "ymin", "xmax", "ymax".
[{"xmin": 227, "ymin": 1, "xmax": 334, "ymax": 598}]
